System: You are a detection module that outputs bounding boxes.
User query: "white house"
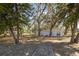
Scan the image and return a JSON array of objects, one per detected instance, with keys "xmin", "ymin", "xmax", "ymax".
[
  {"xmin": 40, "ymin": 27, "xmax": 65, "ymax": 37},
  {"xmin": 40, "ymin": 21, "xmax": 65, "ymax": 37}
]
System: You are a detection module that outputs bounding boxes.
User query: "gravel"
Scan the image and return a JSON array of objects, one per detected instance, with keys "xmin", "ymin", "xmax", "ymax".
[
  {"xmin": 32, "ymin": 44, "xmax": 54, "ymax": 56},
  {"xmin": 0, "ymin": 43, "xmax": 54, "ymax": 56}
]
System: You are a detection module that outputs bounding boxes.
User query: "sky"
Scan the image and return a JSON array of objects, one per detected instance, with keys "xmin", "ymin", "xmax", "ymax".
[{"xmin": 29, "ymin": 3, "xmax": 48, "ymax": 20}]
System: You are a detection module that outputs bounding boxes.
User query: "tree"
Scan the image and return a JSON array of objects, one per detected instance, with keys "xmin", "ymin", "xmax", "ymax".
[
  {"xmin": 30, "ymin": 3, "xmax": 47, "ymax": 36},
  {"xmin": 58, "ymin": 3, "xmax": 79, "ymax": 44},
  {"xmin": 0, "ymin": 3, "xmax": 31, "ymax": 44},
  {"xmin": 47, "ymin": 4, "xmax": 67, "ymax": 36}
]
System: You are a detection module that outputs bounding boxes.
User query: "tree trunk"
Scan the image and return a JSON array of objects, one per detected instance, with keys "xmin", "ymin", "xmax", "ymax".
[
  {"xmin": 16, "ymin": 24, "xmax": 20, "ymax": 44},
  {"xmin": 70, "ymin": 20, "xmax": 77, "ymax": 44},
  {"xmin": 49, "ymin": 27, "xmax": 52, "ymax": 37},
  {"xmin": 70, "ymin": 24, "xmax": 75, "ymax": 44},
  {"xmin": 49, "ymin": 24, "xmax": 53, "ymax": 37},
  {"xmin": 38, "ymin": 22, "xmax": 41, "ymax": 36},
  {"xmin": 9, "ymin": 27, "xmax": 19, "ymax": 44},
  {"xmin": 74, "ymin": 33, "xmax": 79, "ymax": 43},
  {"xmin": 13, "ymin": 3, "xmax": 19, "ymax": 44}
]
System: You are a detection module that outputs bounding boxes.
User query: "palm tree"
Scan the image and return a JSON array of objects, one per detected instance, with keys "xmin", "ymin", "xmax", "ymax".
[{"xmin": 58, "ymin": 3, "xmax": 79, "ymax": 44}]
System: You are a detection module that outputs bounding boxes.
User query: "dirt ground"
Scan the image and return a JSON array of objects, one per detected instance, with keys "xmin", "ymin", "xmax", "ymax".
[{"xmin": 0, "ymin": 36, "xmax": 79, "ymax": 56}]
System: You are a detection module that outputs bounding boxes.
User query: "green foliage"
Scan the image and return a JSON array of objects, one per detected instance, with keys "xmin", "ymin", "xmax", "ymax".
[{"xmin": 0, "ymin": 3, "xmax": 31, "ymax": 35}]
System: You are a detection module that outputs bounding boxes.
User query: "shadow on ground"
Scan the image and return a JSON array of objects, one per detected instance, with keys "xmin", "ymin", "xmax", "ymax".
[{"xmin": 0, "ymin": 37, "xmax": 79, "ymax": 56}]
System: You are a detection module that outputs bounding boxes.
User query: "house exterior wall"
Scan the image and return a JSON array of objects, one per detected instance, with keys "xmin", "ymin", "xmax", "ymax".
[{"xmin": 40, "ymin": 27, "xmax": 65, "ymax": 37}]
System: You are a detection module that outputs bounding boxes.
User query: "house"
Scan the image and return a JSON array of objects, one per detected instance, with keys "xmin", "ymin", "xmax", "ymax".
[
  {"xmin": 40, "ymin": 22, "xmax": 65, "ymax": 37},
  {"xmin": 40, "ymin": 27, "xmax": 65, "ymax": 37}
]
